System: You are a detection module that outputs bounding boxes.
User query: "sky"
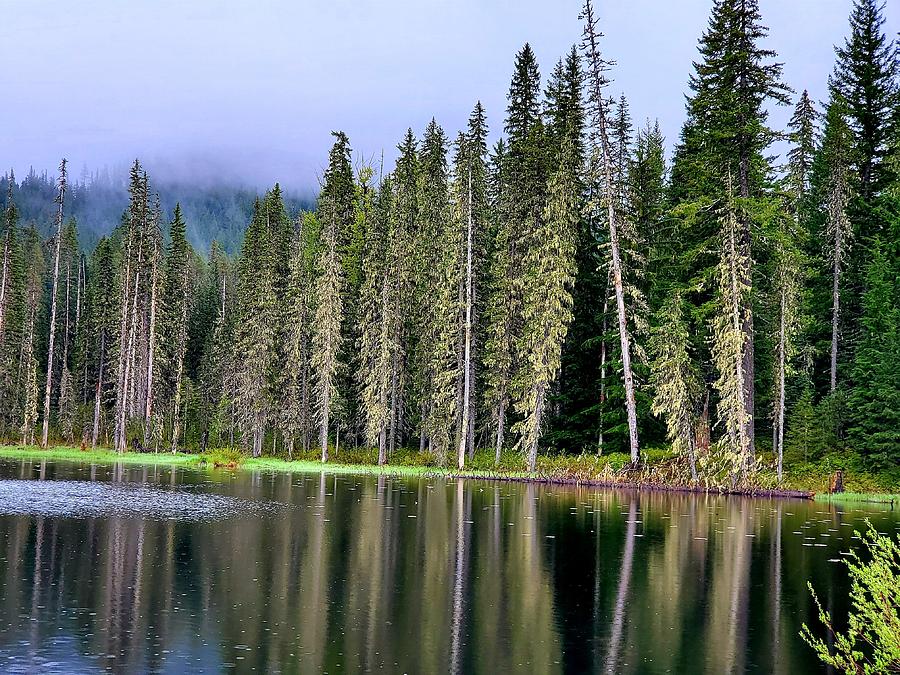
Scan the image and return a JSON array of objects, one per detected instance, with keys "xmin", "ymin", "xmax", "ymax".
[{"xmin": 2, "ymin": 0, "xmax": 897, "ymax": 195}]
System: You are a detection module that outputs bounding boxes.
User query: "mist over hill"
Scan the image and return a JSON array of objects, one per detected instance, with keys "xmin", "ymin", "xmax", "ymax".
[{"xmin": 0, "ymin": 166, "xmax": 314, "ymax": 255}]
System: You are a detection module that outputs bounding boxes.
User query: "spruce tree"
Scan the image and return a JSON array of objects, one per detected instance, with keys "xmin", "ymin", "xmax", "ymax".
[
  {"xmin": 821, "ymin": 96, "xmax": 855, "ymax": 394},
  {"xmin": 312, "ymin": 132, "xmax": 354, "ymax": 461},
  {"xmin": 847, "ymin": 213, "xmax": 900, "ymax": 468},
  {"xmin": 513, "ymin": 137, "xmax": 578, "ymax": 472},
  {"xmin": 830, "ymin": 0, "xmax": 899, "ymax": 199},
  {"xmin": 161, "ymin": 204, "xmax": 194, "ymax": 452},
  {"xmin": 233, "ymin": 198, "xmax": 276, "ymax": 457},
  {"xmin": 581, "ymin": 0, "xmax": 642, "ymax": 462},
  {"xmin": 668, "ymin": 0, "xmax": 790, "ymax": 457},
  {"xmin": 41, "ymin": 159, "xmax": 68, "ymax": 447},
  {"xmin": 649, "ymin": 291, "xmax": 702, "ymax": 480}
]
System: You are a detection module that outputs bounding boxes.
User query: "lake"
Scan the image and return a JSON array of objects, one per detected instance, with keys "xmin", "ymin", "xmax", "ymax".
[{"xmin": 0, "ymin": 458, "xmax": 896, "ymax": 673}]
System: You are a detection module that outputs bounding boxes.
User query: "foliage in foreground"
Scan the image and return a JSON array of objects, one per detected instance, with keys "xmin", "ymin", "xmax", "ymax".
[{"xmin": 801, "ymin": 524, "xmax": 900, "ymax": 674}]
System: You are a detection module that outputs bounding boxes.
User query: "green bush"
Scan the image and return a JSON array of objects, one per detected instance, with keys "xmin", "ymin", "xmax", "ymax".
[{"xmin": 801, "ymin": 523, "xmax": 900, "ymax": 673}]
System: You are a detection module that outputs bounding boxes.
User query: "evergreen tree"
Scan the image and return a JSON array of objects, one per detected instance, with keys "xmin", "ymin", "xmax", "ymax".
[
  {"xmin": 821, "ymin": 96, "xmax": 855, "ymax": 394},
  {"xmin": 581, "ymin": 0, "xmax": 642, "ymax": 462},
  {"xmin": 830, "ymin": 0, "xmax": 899, "ymax": 199},
  {"xmin": 513, "ymin": 137, "xmax": 578, "ymax": 471},
  {"xmin": 847, "ymin": 214, "xmax": 900, "ymax": 468},
  {"xmin": 312, "ymin": 132, "xmax": 354, "ymax": 461},
  {"xmin": 232, "ymin": 198, "xmax": 276, "ymax": 457},
  {"xmin": 649, "ymin": 291, "xmax": 702, "ymax": 479},
  {"xmin": 160, "ymin": 204, "xmax": 194, "ymax": 451},
  {"xmin": 668, "ymin": 0, "xmax": 790, "ymax": 458},
  {"xmin": 455, "ymin": 102, "xmax": 489, "ymax": 469}
]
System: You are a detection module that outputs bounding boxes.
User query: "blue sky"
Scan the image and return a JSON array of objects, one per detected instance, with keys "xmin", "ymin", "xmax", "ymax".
[{"xmin": 2, "ymin": 0, "xmax": 897, "ymax": 194}]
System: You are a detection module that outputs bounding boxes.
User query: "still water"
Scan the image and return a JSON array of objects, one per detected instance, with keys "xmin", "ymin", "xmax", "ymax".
[{"xmin": 0, "ymin": 458, "xmax": 897, "ymax": 674}]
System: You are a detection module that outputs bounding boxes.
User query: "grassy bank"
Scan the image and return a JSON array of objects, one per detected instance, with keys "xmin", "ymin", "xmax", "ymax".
[{"xmin": 1, "ymin": 444, "xmax": 897, "ymax": 500}]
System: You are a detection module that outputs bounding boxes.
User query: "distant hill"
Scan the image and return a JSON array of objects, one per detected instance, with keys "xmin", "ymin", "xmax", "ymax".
[{"xmin": 0, "ymin": 168, "xmax": 314, "ymax": 255}]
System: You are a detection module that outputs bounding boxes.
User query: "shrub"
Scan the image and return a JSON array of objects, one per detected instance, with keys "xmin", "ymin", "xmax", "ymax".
[{"xmin": 801, "ymin": 523, "xmax": 900, "ymax": 673}]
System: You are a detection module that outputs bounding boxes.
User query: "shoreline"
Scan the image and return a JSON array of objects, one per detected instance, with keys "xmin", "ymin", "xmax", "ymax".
[{"xmin": 0, "ymin": 445, "xmax": 896, "ymax": 503}]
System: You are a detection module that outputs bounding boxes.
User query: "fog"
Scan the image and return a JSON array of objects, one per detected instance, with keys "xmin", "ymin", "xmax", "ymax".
[{"xmin": 2, "ymin": 0, "xmax": 896, "ymax": 192}]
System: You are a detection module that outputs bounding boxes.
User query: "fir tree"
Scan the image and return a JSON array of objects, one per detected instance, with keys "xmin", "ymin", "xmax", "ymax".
[
  {"xmin": 312, "ymin": 132, "xmax": 354, "ymax": 461},
  {"xmin": 847, "ymin": 213, "xmax": 900, "ymax": 468},
  {"xmin": 830, "ymin": 0, "xmax": 899, "ymax": 198},
  {"xmin": 513, "ymin": 137, "xmax": 578, "ymax": 472},
  {"xmin": 821, "ymin": 96, "xmax": 855, "ymax": 393},
  {"xmin": 649, "ymin": 291, "xmax": 702, "ymax": 480}
]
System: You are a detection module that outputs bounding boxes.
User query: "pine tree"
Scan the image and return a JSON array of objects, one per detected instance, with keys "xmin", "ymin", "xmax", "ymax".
[
  {"xmin": 786, "ymin": 90, "xmax": 819, "ymax": 209},
  {"xmin": 847, "ymin": 213, "xmax": 900, "ymax": 468},
  {"xmin": 668, "ymin": 0, "xmax": 790, "ymax": 458},
  {"xmin": 483, "ymin": 140, "xmax": 515, "ymax": 464},
  {"xmin": 0, "ymin": 176, "xmax": 24, "ymax": 435},
  {"xmin": 513, "ymin": 137, "xmax": 578, "ymax": 471},
  {"xmin": 40, "ymin": 159, "xmax": 68, "ymax": 447},
  {"xmin": 312, "ymin": 132, "xmax": 354, "ymax": 461},
  {"xmin": 233, "ymin": 198, "xmax": 276, "ymax": 457},
  {"xmin": 711, "ymin": 183, "xmax": 752, "ymax": 478},
  {"xmin": 581, "ymin": 0, "xmax": 641, "ymax": 462},
  {"xmin": 19, "ymin": 226, "xmax": 44, "ymax": 445},
  {"xmin": 83, "ymin": 237, "xmax": 118, "ymax": 448},
  {"xmin": 161, "ymin": 204, "xmax": 194, "ymax": 452},
  {"xmin": 821, "ymin": 96, "xmax": 855, "ymax": 394},
  {"xmin": 830, "ymin": 0, "xmax": 899, "ymax": 199},
  {"xmin": 455, "ymin": 102, "xmax": 489, "ymax": 469},
  {"xmin": 416, "ymin": 119, "xmax": 457, "ymax": 462},
  {"xmin": 649, "ymin": 291, "xmax": 702, "ymax": 480}
]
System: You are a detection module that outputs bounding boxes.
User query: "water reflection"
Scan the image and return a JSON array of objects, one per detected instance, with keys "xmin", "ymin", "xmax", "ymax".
[{"xmin": 0, "ymin": 459, "xmax": 897, "ymax": 673}]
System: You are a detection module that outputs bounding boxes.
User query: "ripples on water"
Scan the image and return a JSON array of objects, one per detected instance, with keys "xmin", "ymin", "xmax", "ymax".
[
  {"xmin": 0, "ymin": 479, "xmax": 282, "ymax": 520},
  {"xmin": 0, "ymin": 458, "xmax": 897, "ymax": 674}
]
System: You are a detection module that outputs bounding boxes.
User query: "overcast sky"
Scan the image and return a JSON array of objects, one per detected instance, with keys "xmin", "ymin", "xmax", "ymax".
[{"xmin": 2, "ymin": 0, "xmax": 897, "ymax": 194}]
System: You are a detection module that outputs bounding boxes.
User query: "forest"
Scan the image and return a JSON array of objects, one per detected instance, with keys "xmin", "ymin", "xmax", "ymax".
[{"xmin": 1, "ymin": 0, "xmax": 898, "ymax": 488}]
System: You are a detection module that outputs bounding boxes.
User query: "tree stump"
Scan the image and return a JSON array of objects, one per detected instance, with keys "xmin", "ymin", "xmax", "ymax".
[{"xmin": 829, "ymin": 470, "xmax": 844, "ymax": 494}]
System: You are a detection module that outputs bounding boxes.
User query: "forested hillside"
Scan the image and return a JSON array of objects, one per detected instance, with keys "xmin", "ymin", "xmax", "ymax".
[
  {"xmin": 0, "ymin": 170, "xmax": 311, "ymax": 254},
  {"xmin": 1, "ymin": 0, "xmax": 897, "ymax": 484}
]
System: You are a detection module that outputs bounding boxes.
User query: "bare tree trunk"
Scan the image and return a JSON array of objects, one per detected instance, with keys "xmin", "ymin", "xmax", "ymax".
[
  {"xmin": 527, "ymin": 383, "xmax": 546, "ymax": 473},
  {"xmin": 598, "ymin": 270, "xmax": 610, "ymax": 452},
  {"xmin": 726, "ymin": 203, "xmax": 751, "ymax": 475},
  {"xmin": 830, "ymin": 228, "xmax": 841, "ymax": 393},
  {"xmin": 320, "ymin": 388, "xmax": 330, "ymax": 462},
  {"xmin": 92, "ymin": 333, "xmax": 105, "ymax": 448},
  {"xmin": 775, "ymin": 289, "xmax": 786, "ymax": 482},
  {"xmin": 0, "ymin": 229, "xmax": 10, "ymax": 343},
  {"xmin": 388, "ymin": 352, "xmax": 398, "ymax": 457},
  {"xmin": 41, "ymin": 159, "xmax": 68, "ymax": 448},
  {"xmin": 582, "ymin": 4, "xmax": 639, "ymax": 463},
  {"xmin": 458, "ymin": 168, "xmax": 474, "ymax": 470},
  {"xmin": 144, "ymin": 248, "xmax": 159, "ymax": 436},
  {"xmin": 494, "ymin": 397, "xmax": 506, "ymax": 466}
]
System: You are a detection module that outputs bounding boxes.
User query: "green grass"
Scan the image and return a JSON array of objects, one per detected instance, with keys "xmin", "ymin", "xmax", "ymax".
[
  {"xmin": 0, "ymin": 444, "xmax": 897, "ymax": 500},
  {"xmin": 814, "ymin": 492, "xmax": 899, "ymax": 505}
]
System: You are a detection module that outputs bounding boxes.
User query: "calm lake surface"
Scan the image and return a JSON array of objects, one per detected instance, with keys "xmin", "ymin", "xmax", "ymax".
[{"xmin": 0, "ymin": 458, "xmax": 897, "ymax": 674}]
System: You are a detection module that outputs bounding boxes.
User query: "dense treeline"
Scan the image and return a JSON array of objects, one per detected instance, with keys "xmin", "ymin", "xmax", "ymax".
[
  {"xmin": 0, "ymin": 169, "xmax": 311, "ymax": 254},
  {"xmin": 1, "ymin": 0, "xmax": 898, "ymax": 482}
]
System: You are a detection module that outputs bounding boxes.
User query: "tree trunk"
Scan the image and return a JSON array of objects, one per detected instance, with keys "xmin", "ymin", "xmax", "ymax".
[
  {"xmin": 775, "ymin": 288, "xmax": 786, "ymax": 482},
  {"xmin": 41, "ymin": 160, "xmax": 67, "ymax": 448},
  {"xmin": 494, "ymin": 397, "xmax": 506, "ymax": 466},
  {"xmin": 320, "ymin": 388, "xmax": 330, "ymax": 462},
  {"xmin": 830, "ymin": 228, "xmax": 841, "ymax": 393},
  {"xmin": 144, "ymin": 248, "xmax": 159, "ymax": 439},
  {"xmin": 458, "ymin": 167, "xmax": 474, "ymax": 470},
  {"xmin": 0, "ymin": 229, "xmax": 10, "ymax": 343},
  {"xmin": 527, "ymin": 383, "xmax": 546, "ymax": 473},
  {"xmin": 92, "ymin": 332, "xmax": 105, "ymax": 448},
  {"xmin": 598, "ymin": 270, "xmax": 610, "ymax": 453},
  {"xmin": 582, "ymin": 5, "xmax": 639, "ymax": 463}
]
